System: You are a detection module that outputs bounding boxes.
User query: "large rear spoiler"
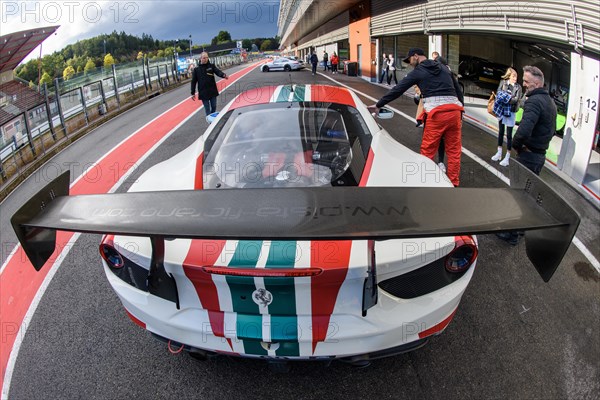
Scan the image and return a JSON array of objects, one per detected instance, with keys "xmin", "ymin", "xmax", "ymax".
[{"xmin": 12, "ymin": 160, "xmax": 579, "ymax": 283}]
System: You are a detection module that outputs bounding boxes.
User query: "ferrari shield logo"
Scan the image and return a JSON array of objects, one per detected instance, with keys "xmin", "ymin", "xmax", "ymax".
[{"xmin": 252, "ymin": 288, "xmax": 273, "ymax": 307}]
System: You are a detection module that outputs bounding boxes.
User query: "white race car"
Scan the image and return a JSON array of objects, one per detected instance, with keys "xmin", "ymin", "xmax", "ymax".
[
  {"xmin": 13, "ymin": 85, "xmax": 578, "ymax": 367},
  {"xmin": 261, "ymin": 57, "xmax": 304, "ymax": 72}
]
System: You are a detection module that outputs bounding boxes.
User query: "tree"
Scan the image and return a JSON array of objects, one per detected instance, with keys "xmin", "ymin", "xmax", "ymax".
[
  {"xmin": 41, "ymin": 53, "xmax": 65, "ymax": 78},
  {"xmin": 242, "ymin": 39, "xmax": 252, "ymax": 51},
  {"xmin": 163, "ymin": 47, "xmax": 174, "ymax": 58},
  {"xmin": 217, "ymin": 30, "xmax": 232, "ymax": 43},
  {"xmin": 63, "ymin": 65, "xmax": 75, "ymax": 81},
  {"xmin": 84, "ymin": 58, "xmax": 96, "ymax": 73},
  {"xmin": 137, "ymin": 51, "xmax": 144, "ymax": 60},
  {"xmin": 260, "ymin": 40, "xmax": 273, "ymax": 52},
  {"xmin": 212, "ymin": 30, "xmax": 232, "ymax": 46},
  {"xmin": 15, "ymin": 59, "xmax": 39, "ymax": 83},
  {"xmin": 39, "ymin": 72, "xmax": 52, "ymax": 86},
  {"xmin": 104, "ymin": 53, "xmax": 115, "ymax": 69}
]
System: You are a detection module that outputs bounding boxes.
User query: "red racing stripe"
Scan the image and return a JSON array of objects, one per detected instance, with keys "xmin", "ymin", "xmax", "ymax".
[
  {"xmin": 418, "ymin": 308, "xmax": 458, "ymax": 338},
  {"xmin": 230, "ymin": 86, "xmax": 278, "ymax": 109},
  {"xmin": 125, "ymin": 309, "xmax": 147, "ymax": 329},
  {"xmin": 310, "ymin": 241, "xmax": 352, "ymax": 354},
  {"xmin": 194, "ymin": 152, "xmax": 204, "ymax": 190},
  {"xmin": 359, "ymin": 149, "xmax": 375, "ymax": 187},
  {"xmin": 0, "ymin": 61, "xmax": 261, "ymax": 390},
  {"xmin": 182, "ymin": 240, "xmax": 230, "ymax": 342},
  {"xmin": 310, "ymin": 85, "xmax": 355, "ymax": 106}
]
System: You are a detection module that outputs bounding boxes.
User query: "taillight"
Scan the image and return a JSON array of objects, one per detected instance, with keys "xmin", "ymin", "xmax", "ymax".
[
  {"xmin": 100, "ymin": 243, "xmax": 124, "ymax": 268},
  {"xmin": 444, "ymin": 236, "xmax": 477, "ymax": 273}
]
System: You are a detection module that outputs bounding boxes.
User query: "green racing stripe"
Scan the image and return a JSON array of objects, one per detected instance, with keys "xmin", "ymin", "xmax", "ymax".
[
  {"xmin": 226, "ymin": 240, "xmax": 300, "ymax": 356},
  {"xmin": 265, "ymin": 241, "xmax": 299, "ymax": 357},
  {"xmin": 276, "ymin": 85, "xmax": 306, "ymax": 103}
]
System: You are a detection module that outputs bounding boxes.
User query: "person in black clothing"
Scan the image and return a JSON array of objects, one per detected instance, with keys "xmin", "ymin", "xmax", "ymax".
[
  {"xmin": 491, "ymin": 67, "xmax": 524, "ymax": 166},
  {"xmin": 190, "ymin": 52, "xmax": 228, "ymax": 116},
  {"xmin": 322, "ymin": 51, "xmax": 329, "ymax": 71},
  {"xmin": 386, "ymin": 55, "xmax": 398, "ymax": 85},
  {"xmin": 310, "ymin": 51, "xmax": 319, "ymax": 75},
  {"xmin": 496, "ymin": 65, "xmax": 556, "ymax": 245},
  {"xmin": 431, "ymin": 51, "xmax": 448, "ymax": 67},
  {"xmin": 379, "ymin": 53, "xmax": 389, "ymax": 83},
  {"xmin": 511, "ymin": 65, "xmax": 555, "ymax": 174}
]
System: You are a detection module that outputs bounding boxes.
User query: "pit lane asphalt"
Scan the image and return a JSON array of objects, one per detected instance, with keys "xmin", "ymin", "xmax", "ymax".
[{"xmin": 2, "ymin": 64, "xmax": 599, "ymax": 399}]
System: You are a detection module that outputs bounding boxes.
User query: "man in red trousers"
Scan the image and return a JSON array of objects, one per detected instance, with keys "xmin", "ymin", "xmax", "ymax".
[{"xmin": 370, "ymin": 48, "xmax": 464, "ymax": 186}]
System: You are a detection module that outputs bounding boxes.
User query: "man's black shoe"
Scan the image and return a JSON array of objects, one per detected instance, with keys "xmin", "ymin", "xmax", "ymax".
[{"xmin": 496, "ymin": 232, "xmax": 519, "ymax": 246}]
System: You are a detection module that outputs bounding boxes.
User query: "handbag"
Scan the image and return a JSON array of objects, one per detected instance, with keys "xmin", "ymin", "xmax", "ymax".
[{"xmin": 487, "ymin": 92, "xmax": 496, "ymax": 116}]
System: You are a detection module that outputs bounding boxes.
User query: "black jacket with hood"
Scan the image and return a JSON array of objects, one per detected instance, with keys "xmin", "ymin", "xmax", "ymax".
[
  {"xmin": 376, "ymin": 59, "xmax": 464, "ymax": 108},
  {"xmin": 191, "ymin": 62, "xmax": 226, "ymax": 101}
]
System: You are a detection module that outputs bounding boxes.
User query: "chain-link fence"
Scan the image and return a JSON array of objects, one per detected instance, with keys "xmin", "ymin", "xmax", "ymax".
[{"xmin": 1, "ymin": 52, "xmax": 258, "ymax": 194}]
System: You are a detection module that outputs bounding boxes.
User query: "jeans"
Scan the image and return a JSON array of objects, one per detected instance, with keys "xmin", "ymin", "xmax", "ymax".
[
  {"xmin": 379, "ymin": 69, "xmax": 387, "ymax": 83},
  {"xmin": 311, "ymin": 63, "xmax": 317, "ymax": 74},
  {"xmin": 516, "ymin": 150, "xmax": 546, "ymax": 176},
  {"xmin": 387, "ymin": 70, "xmax": 398, "ymax": 85},
  {"xmin": 202, "ymin": 97, "xmax": 217, "ymax": 116},
  {"xmin": 498, "ymin": 121, "xmax": 514, "ymax": 150}
]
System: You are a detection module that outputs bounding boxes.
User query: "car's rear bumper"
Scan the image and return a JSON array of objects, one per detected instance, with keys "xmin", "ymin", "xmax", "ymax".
[
  {"xmin": 150, "ymin": 331, "xmax": 430, "ymax": 365},
  {"xmin": 104, "ymin": 260, "xmax": 474, "ymax": 360}
]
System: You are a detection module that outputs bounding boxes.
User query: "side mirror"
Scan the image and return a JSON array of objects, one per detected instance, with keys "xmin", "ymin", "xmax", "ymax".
[
  {"xmin": 376, "ymin": 107, "xmax": 394, "ymax": 120},
  {"xmin": 206, "ymin": 112, "xmax": 219, "ymax": 124}
]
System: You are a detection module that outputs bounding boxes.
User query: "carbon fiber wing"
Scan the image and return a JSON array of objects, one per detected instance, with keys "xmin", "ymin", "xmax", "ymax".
[{"xmin": 12, "ymin": 160, "xmax": 580, "ymax": 282}]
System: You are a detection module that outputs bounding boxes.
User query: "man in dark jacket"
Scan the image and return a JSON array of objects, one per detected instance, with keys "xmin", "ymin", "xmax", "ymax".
[
  {"xmin": 512, "ymin": 65, "xmax": 556, "ymax": 175},
  {"xmin": 190, "ymin": 52, "xmax": 228, "ymax": 116},
  {"xmin": 370, "ymin": 47, "xmax": 464, "ymax": 186},
  {"xmin": 310, "ymin": 51, "xmax": 319, "ymax": 75},
  {"xmin": 497, "ymin": 65, "xmax": 556, "ymax": 245}
]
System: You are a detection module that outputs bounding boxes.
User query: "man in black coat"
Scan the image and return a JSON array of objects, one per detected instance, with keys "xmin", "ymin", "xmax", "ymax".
[
  {"xmin": 310, "ymin": 51, "xmax": 319, "ymax": 75},
  {"xmin": 497, "ymin": 65, "xmax": 556, "ymax": 245},
  {"xmin": 190, "ymin": 52, "xmax": 229, "ymax": 116},
  {"xmin": 511, "ymin": 65, "xmax": 556, "ymax": 175}
]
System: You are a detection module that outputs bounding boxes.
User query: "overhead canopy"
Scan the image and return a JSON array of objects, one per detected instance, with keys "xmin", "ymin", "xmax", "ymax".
[
  {"xmin": 0, "ymin": 26, "xmax": 59, "ymax": 73},
  {"xmin": 278, "ymin": 0, "xmax": 362, "ymax": 48}
]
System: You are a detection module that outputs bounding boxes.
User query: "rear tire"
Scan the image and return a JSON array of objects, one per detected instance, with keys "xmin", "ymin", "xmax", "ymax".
[{"xmin": 284, "ymin": 65, "xmax": 291, "ymax": 72}]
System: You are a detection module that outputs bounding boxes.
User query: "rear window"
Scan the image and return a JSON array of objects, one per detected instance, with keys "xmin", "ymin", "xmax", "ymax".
[{"xmin": 203, "ymin": 102, "xmax": 372, "ymax": 188}]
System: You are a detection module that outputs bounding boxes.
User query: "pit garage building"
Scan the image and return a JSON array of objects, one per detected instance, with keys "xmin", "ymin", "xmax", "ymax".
[{"xmin": 278, "ymin": 0, "xmax": 600, "ymax": 199}]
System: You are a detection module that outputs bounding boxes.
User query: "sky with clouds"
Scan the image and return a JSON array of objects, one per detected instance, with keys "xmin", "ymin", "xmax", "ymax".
[{"xmin": 1, "ymin": 1, "xmax": 281, "ymax": 61}]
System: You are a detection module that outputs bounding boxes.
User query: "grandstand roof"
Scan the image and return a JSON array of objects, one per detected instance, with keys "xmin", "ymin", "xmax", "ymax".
[{"xmin": 0, "ymin": 26, "xmax": 59, "ymax": 73}]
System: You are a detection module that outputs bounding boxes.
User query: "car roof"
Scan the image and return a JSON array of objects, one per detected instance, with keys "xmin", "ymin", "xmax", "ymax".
[{"xmin": 229, "ymin": 85, "xmax": 357, "ymax": 110}]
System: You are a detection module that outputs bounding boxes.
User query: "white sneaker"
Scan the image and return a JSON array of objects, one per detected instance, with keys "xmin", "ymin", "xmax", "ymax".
[
  {"xmin": 499, "ymin": 153, "xmax": 510, "ymax": 166},
  {"xmin": 438, "ymin": 162, "xmax": 447, "ymax": 173},
  {"xmin": 491, "ymin": 150, "xmax": 503, "ymax": 161}
]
